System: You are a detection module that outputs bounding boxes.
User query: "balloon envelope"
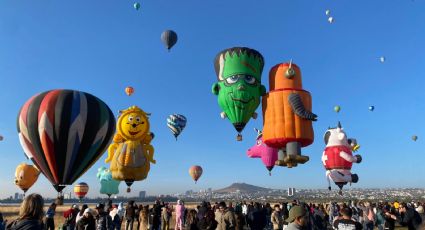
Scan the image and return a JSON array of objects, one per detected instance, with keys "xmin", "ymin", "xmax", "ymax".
[
  {"xmin": 134, "ymin": 2, "xmax": 140, "ymax": 10},
  {"xmin": 334, "ymin": 106, "xmax": 341, "ymax": 113},
  {"xmin": 0, "ymin": 135, "xmax": 3, "ymax": 141},
  {"xmin": 17, "ymin": 89, "xmax": 116, "ymax": 192},
  {"xmin": 189, "ymin": 165, "xmax": 203, "ymax": 182},
  {"xmin": 15, "ymin": 163, "xmax": 40, "ymax": 192},
  {"xmin": 74, "ymin": 182, "xmax": 89, "ymax": 199},
  {"xmin": 412, "ymin": 135, "xmax": 418, "ymax": 141},
  {"xmin": 125, "ymin": 87, "xmax": 134, "ymax": 96},
  {"xmin": 97, "ymin": 167, "xmax": 120, "ymax": 197},
  {"xmin": 369, "ymin": 106, "xmax": 374, "ymax": 111},
  {"xmin": 167, "ymin": 114, "xmax": 187, "ymax": 139},
  {"xmin": 161, "ymin": 30, "xmax": 178, "ymax": 50}
]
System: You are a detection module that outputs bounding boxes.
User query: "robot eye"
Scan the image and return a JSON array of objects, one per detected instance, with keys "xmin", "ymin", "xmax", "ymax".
[
  {"xmin": 128, "ymin": 116, "xmax": 134, "ymax": 122},
  {"xmin": 136, "ymin": 117, "xmax": 141, "ymax": 122}
]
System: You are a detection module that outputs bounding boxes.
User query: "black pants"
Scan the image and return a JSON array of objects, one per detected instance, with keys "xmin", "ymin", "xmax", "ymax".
[{"xmin": 44, "ymin": 218, "xmax": 54, "ymax": 230}]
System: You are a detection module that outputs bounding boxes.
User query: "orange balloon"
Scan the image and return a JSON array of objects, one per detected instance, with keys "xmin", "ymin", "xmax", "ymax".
[
  {"xmin": 125, "ymin": 87, "xmax": 134, "ymax": 96},
  {"xmin": 15, "ymin": 163, "xmax": 40, "ymax": 193},
  {"xmin": 189, "ymin": 165, "xmax": 203, "ymax": 183}
]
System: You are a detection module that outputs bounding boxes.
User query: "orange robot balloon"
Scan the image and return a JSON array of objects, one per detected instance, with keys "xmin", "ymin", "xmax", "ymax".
[{"xmin": 262, "ymin": 61, "xmax": 317, "ymax": 168}]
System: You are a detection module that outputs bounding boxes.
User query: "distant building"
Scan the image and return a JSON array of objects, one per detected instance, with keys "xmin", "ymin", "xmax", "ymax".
[
  {"xmin": 288, "ymin": 188, "xmax": 296, "ymax": 196},
  {"xmin": 185, "ymin": 190, "xmax": 193, "ymax": 196},
  {"xmin": 64, "ymin": 192, "xmax": 72, "ymax": 199},
  {"xmin": 139, "ymin": 191, "xmax": 146, "ymax": 199},
  {"xmin": 14, "ymin": 193, "xmax": 19, "ymax": 200}
]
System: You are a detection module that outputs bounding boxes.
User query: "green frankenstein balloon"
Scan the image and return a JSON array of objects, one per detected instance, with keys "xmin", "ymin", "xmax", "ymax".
[{"xmin": 212, "ymin": 47, "xmax": 266, "ymax": 140}]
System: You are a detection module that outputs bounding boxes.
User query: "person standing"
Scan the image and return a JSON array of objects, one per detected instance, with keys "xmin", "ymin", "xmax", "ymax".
[
  {"xmin": 6, "ymin": 194, "xmax": 44, "ymax": 230},
  {"xmin": 285, "ymin": 205, "xmax": 309, "ymax": 230},
  {"xmin": 215, "ymin": 202, "xmax": 235, "ymax": 230},
  {"xmin": 333, "ymin": 207, "xmax": 362, "ymax": 230},
  {"xmin": 271, "ymin": 205, "xmax": 283, "ymax": 230},
  {"xmin": 64, "ymin": 204, "xmax": 80, "ymax": 230},
  {"xmin": 175, "ymin": 200, "xmax": 185, "ymax": 230},
  {"xmin": 44, "ymin": 203, "xmax": 56, "ymax": 230},
  {"xmin": 95, "ymin": 203, "xmax": 113, "ymax": 230},
  {"xmin": 76, "ymin": 208, "xmax": 96, "ymax": 230},
  {"xmin": 161, "ymin": 205, "xmax": 171, "ymax": 230},
  {"xmin": 125, "ymin": 201, "xmax": 136, "ymax": 230},
  {"xmin": 397, "ymin": 203, "xmax": 422, "ymax": 230}
]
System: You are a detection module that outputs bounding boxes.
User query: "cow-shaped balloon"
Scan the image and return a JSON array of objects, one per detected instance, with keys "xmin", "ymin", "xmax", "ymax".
[
  {"xmin": 247, "ymin": 129, "xmax": 278, "ymax": 175},
  {"xmin": 322, "ymin": 122, "xmax": 362, "ymax": 194}
]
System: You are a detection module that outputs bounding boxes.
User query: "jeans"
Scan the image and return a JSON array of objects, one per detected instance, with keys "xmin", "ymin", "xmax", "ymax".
[
  {"xmin": 44, "ymin": 218, "xmax": 54, "ymax": 230},
  {"xmin": 126, "ymin": 219, "xmax": 134, "ymax": 230}
]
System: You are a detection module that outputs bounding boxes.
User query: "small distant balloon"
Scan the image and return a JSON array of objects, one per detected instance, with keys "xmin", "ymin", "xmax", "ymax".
[
  {"xmin": 334, "ymin": 105, "xmax": 341, "ymax": 113},
  {"xmin": 328, "ymin": 17, "xmax": 334, "ymax": 24},
  {"xmin": 368, "ymin": 106, "xmax": 375, "ymax": 111},
  {"xmin": 412, "ymin": 135, "xmax": 418, "ymax": 141},
  {"xmin": 380, "ymin": 56, "xmax": 385, "ymax": 63},
  {"xmin": 134, "ymin": 2, "xmax": 141, "ymax": 10},
  {"xmin": 167, "ymin": 114, "xmax": 187, "ymax": 140},
  {"xmin": 125, "ymin": 87, "xmax": 134, "ymax": 96},
  {"xmin": 161, "ymin": 30, "xmax": 178, "ymax": 51},
  {"xmin": 325, "ymin": 10, "xmax": 330, "ymax": 16},
  {"xmin": 0, "ymin": 135, "xmax": 3, "ymax": 141}
]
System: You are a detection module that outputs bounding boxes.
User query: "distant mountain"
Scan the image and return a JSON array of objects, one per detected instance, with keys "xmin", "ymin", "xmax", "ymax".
[{"xmin": 214, "ymin": 183, "xmax": 272, "ymax": 194}]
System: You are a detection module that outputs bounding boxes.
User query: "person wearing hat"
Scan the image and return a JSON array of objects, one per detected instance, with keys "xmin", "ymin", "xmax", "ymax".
[
  {"xmin": 333, "ymin": 207, "xmax": 362, "ymax": 230},
  {"xmin": 77, "ymin": 208, "xmax": 96, "ymax": 230},
  {"xmin": 285, "ymin": 205, "xmax": 308, "ymax": 230},
  {"xmin": 63, "ymin": 204, "xmax": 80, "ymax": 230},
  {"xmin": 95, "ymin": 203, "xmax": 113, "ymax": 230}
]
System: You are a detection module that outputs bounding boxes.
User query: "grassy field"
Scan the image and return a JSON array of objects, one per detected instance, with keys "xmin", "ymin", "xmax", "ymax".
[{"xmin": 0, "ymin": 204, "xmax": 410, "ymax": 230}]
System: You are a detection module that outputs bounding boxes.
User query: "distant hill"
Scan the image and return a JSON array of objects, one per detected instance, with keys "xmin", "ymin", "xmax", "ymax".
[{"xmin": 214, "ymin": 183, "xmax": 272, "ymax": 194}]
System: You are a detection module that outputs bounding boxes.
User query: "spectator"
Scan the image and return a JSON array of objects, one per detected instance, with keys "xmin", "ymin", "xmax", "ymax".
[
  {"xmin": 397, "ymin": 202, "xmax": 422, "ymax": 230},
  {"xmin": 44, "ymin": 202, "xmax": 56, "ymax": 230},
  {"xmin": 215, "ymin": 201, "xmax": 235, "ymax": 230},
  {"xmin": 76, "ymin": 208, "xmax": 96, "ymax": 230},
  {"xmin": 109, "ymin": 205, "xmax": 122, "ymax": 230},
  {"xmin": 63, "ymin": 204, "xmax": 79, "ymax": 230},
  {"xmin": 76, "ymin": 204, "xmax": 88, "ymax": 225},
  {"xmin": 271, "ymin": 204, "xmax": 283, "ymax": 230},
  {"xmin": 95, "ymin": 203, "xmax": 113, "ymax": 230},
  {"xmin": 185, "ymin": 209, "xmax": 199, "ymax": 230},
  {"xmin": 6, "ymin": 193, "xmax": 44, "ymax": 230},
  {"xmin": 197, "ymin": 210, "xmax": 217, "ymax": 230},
  {"xmin": 124, "ymin": 201, "xmax": 136, "ymax": 230},
  {"xmin": 333, "ymin": 207, "xmax": 362, "ymax": 230},
  {"xmin": 161, "ymin": 205, "xmax": 171, "ymax": 230},
  {"xmin": 285, "ymin": 205, "xmax": 308, "ymax": 230},
  {"xmin": 138, "ymin": 205, "xmax": 149, "ymax": 230},
  {"xmin": 175, "ymin": 200, "xmax": 185, "ymax": 230}
]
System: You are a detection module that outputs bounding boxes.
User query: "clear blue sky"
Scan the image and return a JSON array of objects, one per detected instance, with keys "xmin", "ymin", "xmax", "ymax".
[{"xmin": 1, "ymin": 0, "xmax": 425, "ymax": 199}]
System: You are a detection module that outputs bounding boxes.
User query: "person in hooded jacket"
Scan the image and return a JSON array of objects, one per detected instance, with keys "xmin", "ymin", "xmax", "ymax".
[
  {"xmin": 175, "ymin": 200, "xmax": 185, "ymax": 230},
  {"xmin": 6, "ymin": 193, "xmax": 44, "ymax": 230},
  {"xmin": 76, "ymin": 208, "xmax": 96, "ymax": 230}
]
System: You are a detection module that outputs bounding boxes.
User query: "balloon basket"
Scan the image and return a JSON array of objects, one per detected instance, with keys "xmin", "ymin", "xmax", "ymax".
[
  {"xmin": 127, "ymin": 187, "xmax": 131, "ymax": 193},
  {"xmin": 236, "ymin": 134, "xmax": 242, "ymax": 141}
]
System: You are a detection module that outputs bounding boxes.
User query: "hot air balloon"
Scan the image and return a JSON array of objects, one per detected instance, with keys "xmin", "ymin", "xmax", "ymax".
[
  {"xmin": 380, "ymin": 56, "xmax": 385, "ymax": 63},
  {"xmin": 334, "ymin": 106, "xmax": 341, "ymax": 113},
  {"xmin": 247, "ymin": 129, "xmax": 278, "ymax": 175},
  {"xmin": 17, "ymin": 90, "xmax": 116, "ymax": 194},
  {"xmin": 262, "ymin": 62, "xmax": 316, "ymax": 168},
  {"xmin": 161, "ymin": 30, "xmax": 178, "ymax": 51},
  {"xmin": 0, "ymin": 135, "xmax": 3, "ymax": 141},
  {"xmin": 14, "ymin": 163, "xmax": 40, "ymax": 194},
  {"xmin": 325, "ymin": 10, "xmax": 330, "ymax": 16},
  {"xmin": 97, "ymin": 167, "xmax": 120, "ymax": 199},
  {"xmin": 189, "ymin": 165, "xmax": 203, "ymax": 183},
  {"xmin": 328, "ymin": 17, "xmax": 334, "ymax": 23},
  {"xmin": 412, "ymin": 135, "xmax": 418, "ymax": 141},
  {"xmin": 74, "ymin": 182, "xmax": 89, "ymax": 200},
  {"xmin": 322, "ymin": 122, "xmax": 362, "ymax": 195},
  {"xmin": 134, "ymin": 2, "xmax": 140, "ymax": 10},
  {"xmin": 167, "ymin": 114, "xmax": 187, "ymax": 140},
  {"xmin": 212, "ymin": 47, "xmax": 266, "ymax": 141},
  {"xmin": 125, "ymin": 87, "xmax": 134, "ymax": 96},
  {"xmin": 105, "ymin": 106, "xmax": 155, "ymax": 192},
  {"xmin": 368, "ymin": 106, "xmax": 374, "ymax": 111}
]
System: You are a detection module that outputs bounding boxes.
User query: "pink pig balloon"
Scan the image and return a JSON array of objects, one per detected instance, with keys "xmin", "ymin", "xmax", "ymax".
[{"xmin": 247, "ymin": 129, "xmax": 278, "ymax": 175}]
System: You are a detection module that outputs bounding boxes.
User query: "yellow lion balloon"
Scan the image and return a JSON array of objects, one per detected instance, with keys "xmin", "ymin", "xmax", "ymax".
[
  {"xmin": 15, "ymin": 163, "xmax": 40, "ymax": 193},
  {"xmin": 105, "ymin": 106, "xmax": 155, "ymax": 192}
]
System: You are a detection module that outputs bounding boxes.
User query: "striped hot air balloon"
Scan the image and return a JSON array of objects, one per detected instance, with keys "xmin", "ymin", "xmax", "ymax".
[
  {"xmin": 17, "ymin": 89, "xmax": 115, "ymax": 193},
  {"xmin": 167, "ymin": 114, "xmax": 187, "ymax": 140},
  {"xmin": 189, "ymin": 165, "xmax": 203, "ymax": 183},
  {"xmin": 161, "ymin": 30, "xmax": 178, "ymax": 51},
  {"xmin": 74, "ymin": 182, "xmax": 89, "ymax": 200},
  {"xmin": 125, "ymin": 87, "xmax": 134, "ymax": 96}
]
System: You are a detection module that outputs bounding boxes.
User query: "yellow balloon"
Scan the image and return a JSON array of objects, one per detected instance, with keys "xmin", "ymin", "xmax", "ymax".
[
  {"xmin": 15, "ymin": 163, "xmax": 40, "ymax": 193},
  {"xmin": 105, "ymin": 106, "xmax": 155, "ymax": 192}
]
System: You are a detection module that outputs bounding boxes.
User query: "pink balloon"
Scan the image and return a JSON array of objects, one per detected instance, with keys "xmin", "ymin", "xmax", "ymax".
[{"xmin": 247, "ymin": 135, "xmax": 278, "ymax": 175}]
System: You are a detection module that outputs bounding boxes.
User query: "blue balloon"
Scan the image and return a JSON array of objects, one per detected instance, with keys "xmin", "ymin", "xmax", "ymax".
[
  {"xmin": 167, "ymin": 114, "xmax": 187, "ymax": 140},
  {"xmin": 97, "ymin": 167, "xmax": 120, "ymax": 197}
]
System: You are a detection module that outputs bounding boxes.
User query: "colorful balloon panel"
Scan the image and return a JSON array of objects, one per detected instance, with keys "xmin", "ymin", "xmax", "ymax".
[
  {"xmin": 17, "ymin": 90, "xmax": 116, "ymax": 192},
  {"xmin": 125, "ymin": 87, "xmax": 134, "ymax": 96}
]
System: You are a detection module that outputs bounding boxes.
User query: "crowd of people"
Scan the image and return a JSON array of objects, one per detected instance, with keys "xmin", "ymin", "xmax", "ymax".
[{"xmin": 0, "ymin": 193, "xmax": 424, "ymax": 230}]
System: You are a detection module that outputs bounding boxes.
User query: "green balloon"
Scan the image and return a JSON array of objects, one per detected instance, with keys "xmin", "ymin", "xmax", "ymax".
[
  {"xmin": 212, "ymin": 47, "xmax": 266, "ymax": 134},
  {"xmin": 134, "ymin": 2, "xmax": 140, "ymax": 10},
  {"xmin": 334, "ymin": 105, "xmax": 341, "ymax": 113}
]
